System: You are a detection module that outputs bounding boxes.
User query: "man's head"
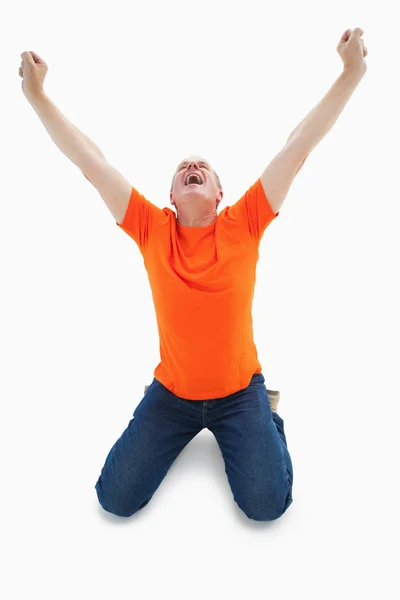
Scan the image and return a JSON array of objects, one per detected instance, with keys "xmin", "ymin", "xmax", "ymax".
[{"xmin": 170, "ymin": 155, "xmax": 223, "ymax": 227}]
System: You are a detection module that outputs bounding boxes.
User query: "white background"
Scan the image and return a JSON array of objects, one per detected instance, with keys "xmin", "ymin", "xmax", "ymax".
[{"xmin": 2, "ymin": 0, "xmax": 399, "ymax": 598}]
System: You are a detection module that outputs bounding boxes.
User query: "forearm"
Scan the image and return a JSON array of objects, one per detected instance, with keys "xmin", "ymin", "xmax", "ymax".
[
  {"xmin": 287, "ymin": 68, "xmax": 365, "ymax": 153},
  {"xmin": 27, "ymin": 92, "xmax": 106, "ymax": 168}
]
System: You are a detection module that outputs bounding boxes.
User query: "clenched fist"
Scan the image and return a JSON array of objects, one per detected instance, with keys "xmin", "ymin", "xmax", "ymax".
[
  {"xmin": 19, "ymin": 51, "xmax": 48, "ymax": 100},
  {"xmin": 337, "ymin": 28, "xmax": 368, "ymax": 76}
]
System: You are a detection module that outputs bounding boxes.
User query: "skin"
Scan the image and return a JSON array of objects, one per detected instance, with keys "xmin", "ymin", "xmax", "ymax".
[{"xmin": 170, "ymin": 155, "xmax": 223, "ymax": 228}]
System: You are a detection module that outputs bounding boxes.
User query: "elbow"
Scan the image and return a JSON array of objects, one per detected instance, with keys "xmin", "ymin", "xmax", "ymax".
[{"xmin": 294, "ymin": 155, "xmax": 308, "ymax": 175}]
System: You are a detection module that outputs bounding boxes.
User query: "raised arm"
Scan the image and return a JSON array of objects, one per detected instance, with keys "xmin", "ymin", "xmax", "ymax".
[
  {"xmin": 260, "ymin": 28, "xmax": 368, "ymax": 214},
  {"xmin": 20, "ymin": 51, "xmax": 105, "ymax": 166},
  {"xmin": 286, "ymin": 28, "xmax": 367, "ymax": 154},
  {"xmin": 19, "ymin": 51, "xmax": 133, "ymax": 223}
]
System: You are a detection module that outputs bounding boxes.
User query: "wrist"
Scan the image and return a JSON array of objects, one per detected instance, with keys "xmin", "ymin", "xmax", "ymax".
[
  {"xmin": 342, "ymin": 64, "xmax": 366, "ymax": 81},
  {"xmin": 25, "ymin": 89, "xmax": 47, "ymax": 108}
]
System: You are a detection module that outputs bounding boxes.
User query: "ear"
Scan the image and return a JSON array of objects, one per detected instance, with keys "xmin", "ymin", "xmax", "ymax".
[{"xmin": 170, "ymin": 192, "xmax": 175, "ymax": 206}]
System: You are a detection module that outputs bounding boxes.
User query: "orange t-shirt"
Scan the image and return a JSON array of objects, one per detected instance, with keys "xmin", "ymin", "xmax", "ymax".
[{"xmin": 116, "ymin": 178, "xmax": 279, "ymax": 400}]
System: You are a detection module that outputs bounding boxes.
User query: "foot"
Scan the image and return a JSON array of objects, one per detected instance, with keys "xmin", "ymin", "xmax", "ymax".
[{"xmin": 266, "ymin": 389, "xmax": 280, "ymax": 413}]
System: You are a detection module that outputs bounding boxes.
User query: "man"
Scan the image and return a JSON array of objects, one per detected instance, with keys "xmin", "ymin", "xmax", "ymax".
[{"xmin": 20, "ymin": 28, "xmax": 367, "ymax": 521}]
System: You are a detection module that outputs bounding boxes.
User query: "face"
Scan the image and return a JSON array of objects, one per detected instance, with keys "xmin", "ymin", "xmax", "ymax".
[{"xmin": 170, "ymin": 156, "xmax": 223, "ymax": 210}]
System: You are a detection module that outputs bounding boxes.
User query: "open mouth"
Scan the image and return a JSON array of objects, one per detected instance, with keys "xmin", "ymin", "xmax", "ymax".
[{"xmin": 185, "ymin": 173, "xmax": 203, "ymax": 186}]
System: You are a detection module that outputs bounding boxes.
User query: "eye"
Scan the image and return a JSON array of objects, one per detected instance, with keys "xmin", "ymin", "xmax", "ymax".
[{"xmin": 178, "ymin": 164, "xmax": 208, "ymax": 172}]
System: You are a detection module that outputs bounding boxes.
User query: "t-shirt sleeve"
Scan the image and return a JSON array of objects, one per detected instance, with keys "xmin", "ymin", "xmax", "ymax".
[
  {"xmin": 116, "ymin": 186, "xmax": 166, "ymax": 252},
  {"xmin": 224, "ymin": 178, "xmax": 279, "ymax": 242}
]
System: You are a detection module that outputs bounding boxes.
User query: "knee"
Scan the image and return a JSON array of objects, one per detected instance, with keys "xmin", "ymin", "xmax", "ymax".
[
  {"xmin": 239, "ymin": 489, "xmax": 293, "ymax": 522},
  {"xmin": 96, "ymin": 496, "xmax": 136, "ymax": 518},
  {"xmin": 95, "ymin": 478, "xmax": 150, "ymax": 518}
]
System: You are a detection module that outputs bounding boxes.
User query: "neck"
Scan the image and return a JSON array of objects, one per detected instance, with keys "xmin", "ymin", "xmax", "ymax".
[{"xmin": 177, "ymin": 211, "xmax": 218, "ymax": 228}]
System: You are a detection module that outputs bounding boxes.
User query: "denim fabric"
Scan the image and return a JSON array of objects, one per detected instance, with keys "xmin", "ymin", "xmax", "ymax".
[{"xmin": 95, "ymin": 373, "xmax": 293, "ymax": 521}]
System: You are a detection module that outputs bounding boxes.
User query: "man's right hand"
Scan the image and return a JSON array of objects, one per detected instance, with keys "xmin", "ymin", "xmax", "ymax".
[{"xmin": 19, "ymin": 51, "xmax": 48, "ymax": 100}]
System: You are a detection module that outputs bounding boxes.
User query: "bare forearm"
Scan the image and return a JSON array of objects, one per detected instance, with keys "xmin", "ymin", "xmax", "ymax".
[
  {"xmin": 287, "ymin": 68, "xmax": 365, "ymax": 153},
  {"xmin": 27, "ymin": 92, "xmax": 106, "ymax": 168}
]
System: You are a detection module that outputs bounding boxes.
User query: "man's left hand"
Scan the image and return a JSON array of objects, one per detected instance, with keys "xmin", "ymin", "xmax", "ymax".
[{"xmin": 337, "ymin": 27, "xmax": 368, "ymax": 76}]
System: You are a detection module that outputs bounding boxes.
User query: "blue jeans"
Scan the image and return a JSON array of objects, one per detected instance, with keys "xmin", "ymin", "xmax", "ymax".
[{"xmin": 95, "ymin": 373, "xmax": 293, "ymax": 521}]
